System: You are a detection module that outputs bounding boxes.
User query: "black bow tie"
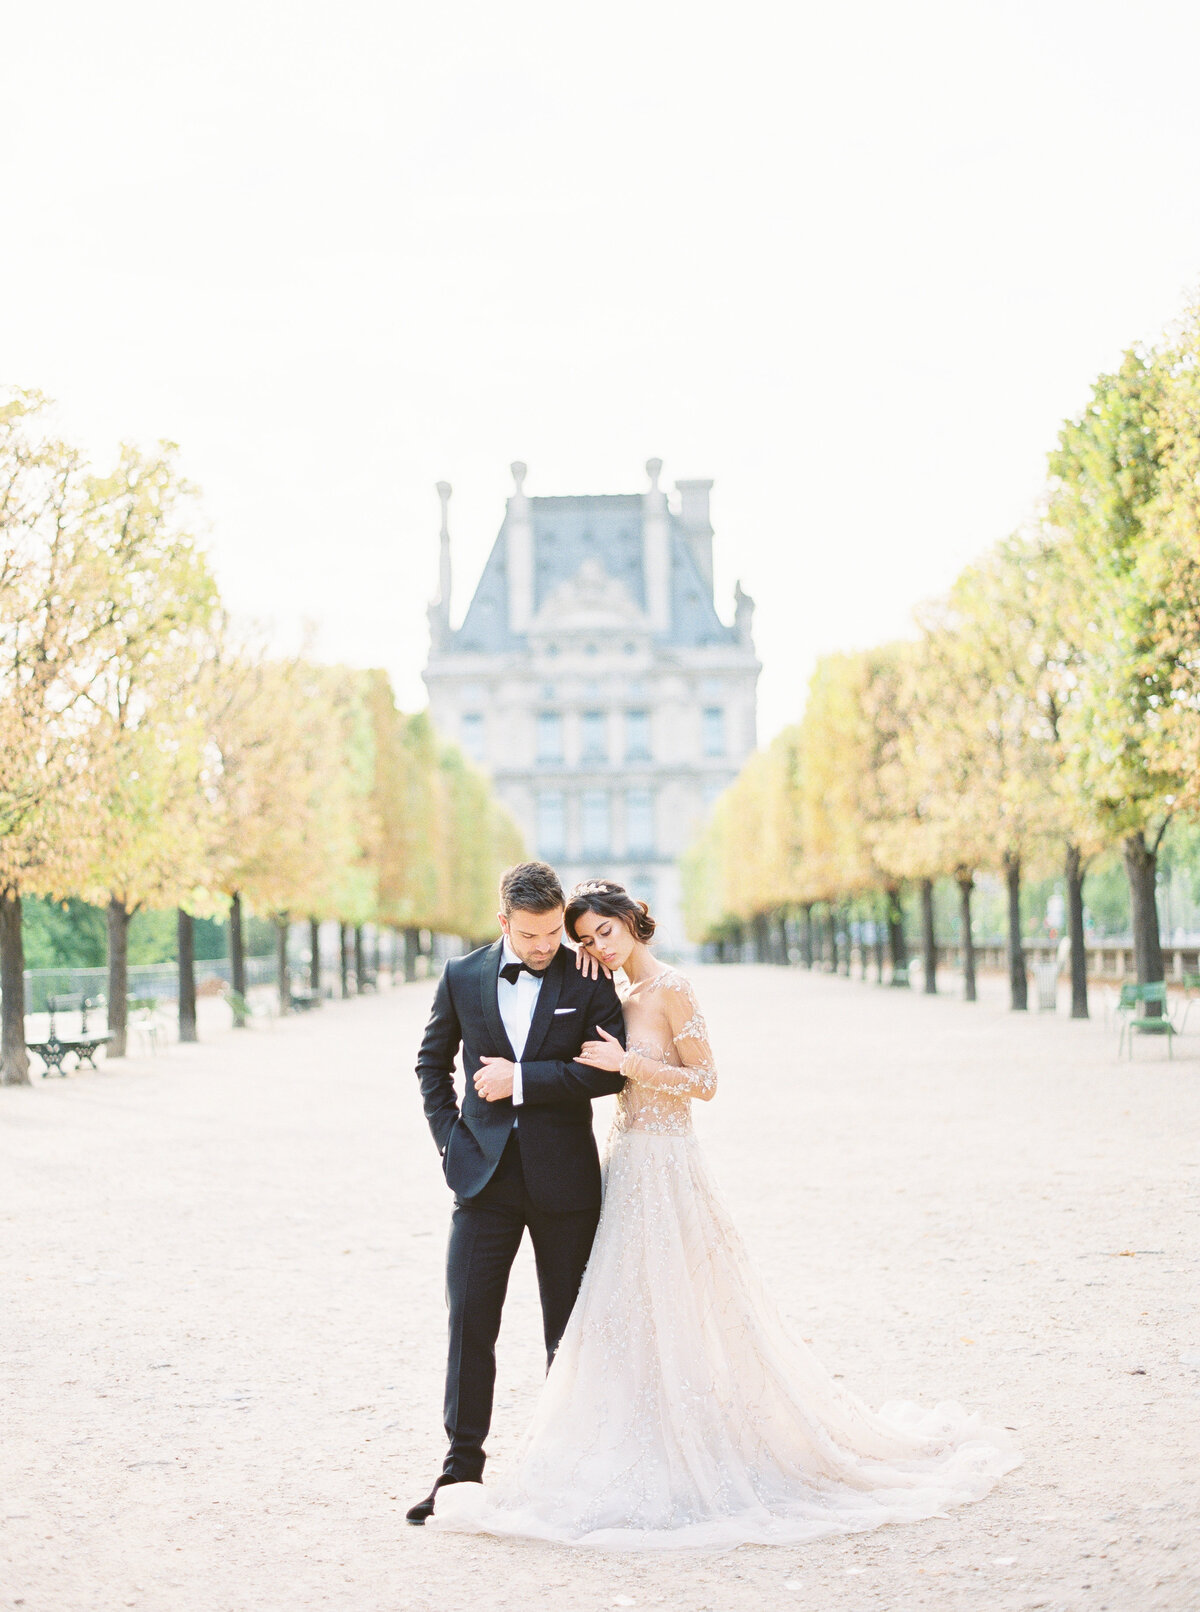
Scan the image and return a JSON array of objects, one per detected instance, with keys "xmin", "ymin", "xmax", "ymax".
[{"xmin": 500, "ymin": 960, "xmax": 534, "ymax": 984}]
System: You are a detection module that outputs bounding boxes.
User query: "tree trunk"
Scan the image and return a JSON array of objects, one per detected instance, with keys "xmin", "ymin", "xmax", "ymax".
[
  {"xmin": 1003, "ymin": 850, "xmax": 1028, "ymax": 1011},
  {"xmin": 0, "ymin": 887, "xmax": 31, "ymax": 1085},
  {"xmin": 886, "ymin": 886, "xmax": 908, "ymax": 986},
  {"xmin": 858, "ymin": 908, "xmax": 870, "ymax": 980},
  {"xmin": 1122, "ymin": 829, "xmax": 1165, "ymax": 1012},
  {"xmin": 956, "ymin": 873, "xmax": 977, "ymax": 1002},
  {"xmin": 340, "ymin": 922, "xmax": 351, "ymax": 997},
  {"xmin": 275, "ymin": 915, "xmax": 291, "ymax": 1014},
  {"xmin": 354, "ymin": 925, "xmax": 366, "ymax": 989},
  {"xmin": 106, "ymin": 896, "xmax": 132, "ymax": 1056},
  {"xmin": 919, "ymin": 877, "xmax": 937, "ymax": 996},
  {"xmin": 309, "ymin": 917, "xmax": 321, "ymax": 999},
  {"xmin": 874, "ymin": 898, "xmax": 886, "ymax": 983},
  {"xmin": 828, "ymin": 905, "xmax": 839, "ymax": 974},
  {"xmin": 178, "ymin": 909, "xmax": 197, "ymax": 1043},
  {"xmin": 229, "ymin": 891, "xmax": 247, "ymax": 1027},
  {"xmin": 1065, "ymin": 843, "xmax": 1089, "ymax": 1020},
  {"xmin": 800, "ymin": 905, "xmax": 813, "ymax": 969},
  {"xmin": 404, "ymin": 926, "xmax": 420, "ymax": 982}
]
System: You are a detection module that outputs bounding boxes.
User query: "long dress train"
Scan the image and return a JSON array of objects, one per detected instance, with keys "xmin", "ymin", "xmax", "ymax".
[{"xmin": 431, "ymin": 969, "xmax": 1020, "ymax": 1550}]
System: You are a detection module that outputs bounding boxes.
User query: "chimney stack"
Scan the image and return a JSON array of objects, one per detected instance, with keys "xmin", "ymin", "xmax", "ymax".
[
  {"xmin": 642, "ymin": 458, "xmax": 671, "ymax": 633},
  {"xmin": 675, "ymin": 478, "xmax": 714, "ymax": 592},
  {"xmin": 427, "ymin": 480, "xmax": 453, "ymax": 650},
  {"xmin": 435, "ymin": 481, "xmax": 452, "ymax": 616},
  {"xmin": 506, "ymin": 461, "xmax": 534, "ymax": 634}
]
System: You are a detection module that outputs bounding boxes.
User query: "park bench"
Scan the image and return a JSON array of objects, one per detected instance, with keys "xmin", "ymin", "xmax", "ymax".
[
  {"xmin": 1117, "ymin": 981, "xmax": 1176, "ymax": 1059},
  {"xmin": 28, "ymin": 994, "xmax": 112, "ymax": 1076},
  {"xmin": 288, "ymin": 989, "xmax": 320, "ymax": 1012}
]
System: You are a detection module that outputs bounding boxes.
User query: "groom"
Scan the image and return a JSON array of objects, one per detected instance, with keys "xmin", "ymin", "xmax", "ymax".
[{"xmin": 407, "ymin": 860, "xmax": 626, "ymax": 1524}]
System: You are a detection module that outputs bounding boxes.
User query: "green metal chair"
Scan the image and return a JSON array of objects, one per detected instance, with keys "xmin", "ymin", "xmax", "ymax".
[
  {"xmin": 1112, "ymin": 980, "xmax": 1140, "ymax": 1038},
  {"xmin": 1118, "ymin": 981, "xmax": 1176, "ymax": 1059},
  {"xmin": 1177, "ymin": 972, "xmax": 1200, "ymax": 1033}
]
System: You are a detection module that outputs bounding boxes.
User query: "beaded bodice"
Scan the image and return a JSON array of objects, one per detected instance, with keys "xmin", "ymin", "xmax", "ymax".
[{"xmin": 613, "ymin": 968, "xmax": 717, "ymax": 1136}]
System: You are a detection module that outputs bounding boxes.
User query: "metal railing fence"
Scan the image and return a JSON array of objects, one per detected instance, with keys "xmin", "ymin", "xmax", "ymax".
[{"xmin": 18, "ymin": 956, "xmax": 279, "ymax": 1015}]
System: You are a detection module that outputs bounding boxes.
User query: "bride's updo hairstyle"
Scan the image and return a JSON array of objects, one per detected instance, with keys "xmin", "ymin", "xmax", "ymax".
[{"xmin": 565, "ymin": 879, "xmax": 656, "ymax": 944}]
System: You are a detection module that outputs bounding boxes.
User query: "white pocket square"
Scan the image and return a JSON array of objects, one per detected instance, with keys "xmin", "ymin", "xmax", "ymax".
[{"xmin": 553, "ymin": 1006, "xmax": 576, "ymax": 1015}]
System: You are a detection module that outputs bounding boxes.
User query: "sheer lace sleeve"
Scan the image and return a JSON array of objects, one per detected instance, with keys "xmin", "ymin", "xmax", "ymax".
[{"xmin": 620, "ymin": 972, "xmax": 717, "ymax": 1101}]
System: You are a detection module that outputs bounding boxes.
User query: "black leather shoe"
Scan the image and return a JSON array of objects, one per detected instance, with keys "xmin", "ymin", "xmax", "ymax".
[{"xmin": 406, "ymin": 1474, "xmax": 465, "ymax": 1526}]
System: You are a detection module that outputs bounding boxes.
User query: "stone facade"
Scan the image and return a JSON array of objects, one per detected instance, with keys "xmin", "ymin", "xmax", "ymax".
[{"xmin": 422, "ymin": 460, "xmax": 760, "ymax": 953}]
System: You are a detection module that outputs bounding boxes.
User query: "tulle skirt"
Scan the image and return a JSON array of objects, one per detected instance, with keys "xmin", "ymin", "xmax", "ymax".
[{"xmin": 430, "ymin": 1126, "xmax": 1020, "ymax": 1550}]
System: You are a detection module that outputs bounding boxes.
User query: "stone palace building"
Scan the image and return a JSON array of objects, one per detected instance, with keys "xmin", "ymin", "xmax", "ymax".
[{"xmin": 422, "ymin": 460, "xmax": 760, "ymax": 953}]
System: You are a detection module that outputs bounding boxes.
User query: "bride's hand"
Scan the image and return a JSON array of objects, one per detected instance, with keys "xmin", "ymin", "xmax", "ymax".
[
  {"xmin": 576, "ymin": 1025, "xmax": 625, "ymax": 1071},
  {"xmin": 572, "ymin": 945, "xmax": 611, "ymax": 981}
]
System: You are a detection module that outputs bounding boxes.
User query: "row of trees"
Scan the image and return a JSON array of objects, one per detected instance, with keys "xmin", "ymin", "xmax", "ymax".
[
  {"xmin": 684, "ymin": 293, "xmax": 1200, "ymax": 1018},
  {"xmin": 1, "ymin": 390, "xmax": 522, "ymax": 1084}
]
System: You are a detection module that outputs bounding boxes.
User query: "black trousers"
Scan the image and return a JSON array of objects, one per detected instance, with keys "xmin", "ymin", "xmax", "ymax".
[{"xmin": 442, "ymin": 1132, "xmax": 598, "ymax": 1482}]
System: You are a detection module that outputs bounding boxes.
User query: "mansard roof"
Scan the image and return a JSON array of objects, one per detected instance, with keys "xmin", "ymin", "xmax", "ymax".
[{"xmin": 450, "ymin": 492, "xmax": 735, "ymax": 655}]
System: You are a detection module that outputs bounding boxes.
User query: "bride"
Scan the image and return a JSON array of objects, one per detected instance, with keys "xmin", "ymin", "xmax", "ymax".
[{"xmin": 431, "ymin": 880, "xmax": 1019, "ymax": 1550}]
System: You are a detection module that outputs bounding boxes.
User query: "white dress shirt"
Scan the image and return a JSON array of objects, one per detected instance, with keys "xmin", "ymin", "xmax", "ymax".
[{"xmin": 497, "ymin": 936, "xmax": 543, "ymax": 1112}]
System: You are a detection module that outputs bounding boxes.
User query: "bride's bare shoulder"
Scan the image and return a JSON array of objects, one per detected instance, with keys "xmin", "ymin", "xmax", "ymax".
[{"xmin": 646, "ymin": 966, "xmax": 699, "ymax": 1002}]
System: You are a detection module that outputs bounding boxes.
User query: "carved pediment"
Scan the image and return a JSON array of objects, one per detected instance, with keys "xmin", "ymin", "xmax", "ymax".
[{"xmin": 530, "ymin": 558, "xmax": 648, "ymax": 635}]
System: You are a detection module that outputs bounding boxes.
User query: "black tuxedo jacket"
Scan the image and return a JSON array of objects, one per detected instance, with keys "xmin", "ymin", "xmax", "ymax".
[{"xmin": 415, "ymin": 939, "xmax": 627, "ymax": 1212}]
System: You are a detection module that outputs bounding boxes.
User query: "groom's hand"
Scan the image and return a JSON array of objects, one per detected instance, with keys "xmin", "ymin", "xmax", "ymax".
[{"xmin": 474, "ymin": 1057, "xmax": 515, "ymax": 1101}]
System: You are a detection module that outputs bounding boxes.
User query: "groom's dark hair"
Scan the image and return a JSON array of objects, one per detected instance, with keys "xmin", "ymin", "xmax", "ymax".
[{"xmin": 500, "ymin": 861, "xmax": 565, "ymax": 915}]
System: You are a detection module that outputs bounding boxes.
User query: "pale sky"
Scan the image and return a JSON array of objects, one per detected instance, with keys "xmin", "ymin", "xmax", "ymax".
[{"xmin": 5, "ymin": 0, "xmax": 1200, "ymax": 741}]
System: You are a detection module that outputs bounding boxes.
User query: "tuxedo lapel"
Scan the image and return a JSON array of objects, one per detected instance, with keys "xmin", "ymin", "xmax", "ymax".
[
  {"xmin": 520, "ymin": 949, "xmax": 565, "ymax": 1063},
  {"xmin": 479, "ymin": 940, "xmax": 516, "ymax": 1060}
]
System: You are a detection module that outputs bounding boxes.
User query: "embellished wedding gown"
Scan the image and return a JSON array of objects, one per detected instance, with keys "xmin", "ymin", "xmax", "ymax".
[{"xmin": 432, "ymin": 969, "xmax": 1019, "ymax": 1550}]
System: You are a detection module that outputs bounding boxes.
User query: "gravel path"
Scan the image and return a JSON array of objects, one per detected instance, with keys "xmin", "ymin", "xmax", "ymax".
[{"xmin": 2, "ymin": 965, "xmax": 1197, "ymax": 1612}]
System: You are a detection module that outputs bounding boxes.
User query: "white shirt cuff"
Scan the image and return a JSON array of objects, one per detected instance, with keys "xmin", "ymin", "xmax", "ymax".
[{"xmin": 511, "ymin": 1063, "xmax": 523, "ymax": 1107}]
